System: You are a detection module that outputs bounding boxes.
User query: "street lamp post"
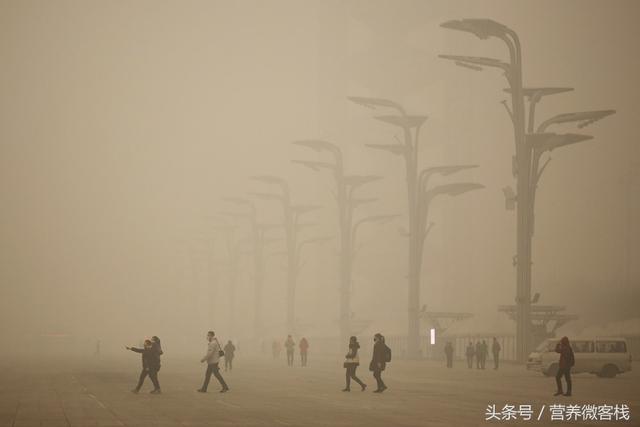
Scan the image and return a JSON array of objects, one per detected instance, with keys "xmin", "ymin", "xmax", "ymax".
[
  {"xmin": 440, "ymin": 19, "xmax": 615, "ymax": 361},
  {"xmin": 250, "ymin": 175, "xmax": 328, "ymax": 334},
  {"xmin": 349, "ymin": 97, "xmax": 483, "ymax": 358},
  {"xmin": 292, "ymin": 139, "xmax": 395, "ymax": 344}
]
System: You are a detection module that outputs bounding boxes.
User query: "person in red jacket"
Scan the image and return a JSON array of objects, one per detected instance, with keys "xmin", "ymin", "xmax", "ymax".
[{"xmin": 554, "ymin": 336, "xmax": 575, "ymax": 397}]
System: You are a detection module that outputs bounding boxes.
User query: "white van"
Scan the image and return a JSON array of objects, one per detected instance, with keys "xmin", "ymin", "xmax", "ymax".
[{"xmin": 527, "ymin": 337, "xmax": 632, "ymax": 378}]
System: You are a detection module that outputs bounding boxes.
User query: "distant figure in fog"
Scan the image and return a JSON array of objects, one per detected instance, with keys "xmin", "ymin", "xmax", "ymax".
[
  {"xmin": 224, "ymin": 340, "xmax": 236, "ymax": 371},
  {"xmin": 492, "ymin": 337, "xmax": 501, "ymax": 370},
  {"xmin": 272, "ymin": 340, "xmax": 281, "ymax": 359},
  {"xmin": 475, "ymin": 341, "xmax": 482, "ymax": 369},
  {"xmin": 370, "ymin": 333, "xmax": 390, "ymax": 393},
  {"xmin": 197, "ymin": 331, "xmax": 229, "ymax": 393},
  {"xmin": 554, "ymin": 336, "xmax": 575, "ymax": 397},
  {"xmin": 126, "ymin": 339, "xmax": 161, "ymax": 394},
  {"xmin": 95, "ymin": 340, "xmax": 101, "ymax": 357},
  {"xmin": 444, "ymin": 341, "xmax": 454, "ymax": 368},
  {"xmin": 284, "ymin": 335, "xmax": 296, "ymax": 367},
  {"xmin": 299, "ymin": 337, "xmax": 309, "ymax": 367},
  {"xmin": 480, "ymin": 340, "xmax": 488, "ymax": 369},
  {"xmin": 343, "ymin": 336, "xmax": 366, "ymax": 392},
  {"xmin": 466, "ymin": 342, "xmax": 475, "ymax": 369}
]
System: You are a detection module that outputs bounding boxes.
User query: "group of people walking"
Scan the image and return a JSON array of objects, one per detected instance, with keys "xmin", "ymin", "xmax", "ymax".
[
  {"xmin": 343, "ymin": 333, "xmax": 392, "ymax": 393},
  {"xmin": 125, "ymin": 336, "xmax": 163, "ymax": 394},
  {"xmin": 275, "ymin": 335, "xmax": 310, "ymax": 367},
  {"xmin": 456, "ymin": 337, "xmax": 501, "ymax": 370}
]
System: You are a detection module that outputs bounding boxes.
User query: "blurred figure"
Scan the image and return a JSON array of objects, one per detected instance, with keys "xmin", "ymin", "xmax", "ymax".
[
  {"xmin": 492, "ymin": 337, "xmax": 501, "ymax": 370},
  {"xmin": 272, "ymin": 340, "xmax": 281, "ymax": 359},
  {"xmin": 224, "ymin": 340, "xmax": 236, "ymax": 371},
  {"xmin": 299, "ymin": 337, "xmax": 309, "ymax": 367},
  {"xmin": 466, "ymin": 342, "xmax": 475, "ymax": 369},
  {"xmin": 554, "ymin": 336, "xmax": 575, "ymax": 397},
  {"xmin": 94, "ymin": 340, "xmax": 101, "ymax": 357},
  {"xmin": 284, "ymin": 335, "xmax": 295, "ymax": 367},
  {"xmin": 126, "ymin": 339, "xmax": 161, "ymax": 394},
  {"xmin": 444, "ymin": 341, "xmax": 454, "ymax": 368},
  {"xmin": 480, "ymin": 340, "xmax": 488, "ymax": 369},
  {"xmin": 342, "ymin": 336, "xmax": 366, "ymax": 392},
  {"xmin": 475, "ymin": 341, "xmax": 482, "ymax": 369},
  {"xmin": 370, "ymin": 333, "xmax": 390, "ymax": 393},
  {"xmin": 197, "ymin": 331, "xmax": 229, "ymax": 393}
]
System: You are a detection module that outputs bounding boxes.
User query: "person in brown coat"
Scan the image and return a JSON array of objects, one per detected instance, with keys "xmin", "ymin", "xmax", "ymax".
[{"xmin": 554, "ymin": 336, "xmax": 575, "ymax": 396}]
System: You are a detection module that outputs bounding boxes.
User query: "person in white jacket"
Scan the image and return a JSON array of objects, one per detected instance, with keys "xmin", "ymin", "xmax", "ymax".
[{"xmin": 197, "ymin": 331, "xmax": 229, "ymax": 393}]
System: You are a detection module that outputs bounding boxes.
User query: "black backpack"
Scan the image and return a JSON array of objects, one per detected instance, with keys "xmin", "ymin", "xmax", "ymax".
[{"xmin": 384, "ymin": 344, "xmax": 392, "ymax": 363}]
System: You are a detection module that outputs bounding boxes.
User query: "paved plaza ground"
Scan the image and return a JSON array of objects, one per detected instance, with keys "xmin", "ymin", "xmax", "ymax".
[{"xmin": 0, "ymin": 356, "xmax": 637, "ymax": 427}]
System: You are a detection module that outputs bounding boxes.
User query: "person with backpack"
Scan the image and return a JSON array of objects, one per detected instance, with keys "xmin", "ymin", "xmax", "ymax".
[
  {"xmin": 342, "ymin": 336, "xmax": 366, "ymax": 392},
  {"xmin": 197, "ymin": 331, "xmax": 229, "ymax": 393},
  {"xmin": 126, "ymin": 339, "xmax": 161, "ymax": 394},
  {"xmin": 554, "ymin": 336, "xmax": 575, "ymax": 396},
  {"xmin": 369, "ymin": 333, "xmax": 390, "ymax": 393}
]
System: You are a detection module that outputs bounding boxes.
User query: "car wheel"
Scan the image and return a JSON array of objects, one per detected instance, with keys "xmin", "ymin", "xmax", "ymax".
[
  {"xmin": 544, "ymin": 363, "xmax": 558, "ymax": 377},
  {"xmin": 600, "ymin": 364, "xmax": 618, "ymax": 378}
]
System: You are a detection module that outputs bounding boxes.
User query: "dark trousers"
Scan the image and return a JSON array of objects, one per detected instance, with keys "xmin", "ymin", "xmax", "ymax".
[
  {"xmin": 446, "ymin": 355, "xmax": 453, "ymax": 368},
  {"xmin": 480, "ymin": 355, "xmax": 486, "ymax": 369},
  {"xmin": 467, "ymin": 355, "xmax": 473, "ymax": 368},
  {"xmin": 286, "ymin": 350, "xmax": 294, "ymax": 366},
  {"xmin": 493, "ymin": 352, "xmax": 500, "ymax": 369},
  {"xmin": 202, "ymin": 363, "xmax": 228, "ymax": 391},
  {"xmin": 136, "ymin": 368, "xmax": 160, "ymax": 391},
  {"xmin": 225, "ymin": 357, "xmax": 233, "ymax": 371},
  {"xmin": 345, "ymin": 364, "xmax": 365, "ymax": 389},
  {"xmin": 300, "ymin": 351, "xmax": 307, "ymax": 367},
  {"xmin": 555, "ymin": 366, "xmax": 572, "ymax": 393},
  {"xmin": 372, "ymin": 369, "xmax": 386, "ymax": 390}
]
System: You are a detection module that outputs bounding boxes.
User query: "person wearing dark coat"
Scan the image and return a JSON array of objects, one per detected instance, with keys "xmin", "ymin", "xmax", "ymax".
[
  {"xmin": 466, "ymin": 342, "xmax": 475, "ymax": 369},
  {"xmin": 369, "ymin": 333, "xmax": 388, "ymax": 393},
  {"xmin": 343, "ymin": 336, "xmax": 366, "ymax": 392},
  {"xmin": 224, "ymin": 340, "xmax": 236, "ymax": 371},
  {"xmin": 126, "ymin": 339, "xmax": 161, "ymax": 394},
  {"xmin": 444, "ymin": 341, "xmax": 454, "ymax": 368},
  {"xmin": 554, "ymin": 336, "xmax": 575, "ymax": 396},
  {"xmin": 492, "ymin": 337, "xmax": 501, "ymax": 370}
]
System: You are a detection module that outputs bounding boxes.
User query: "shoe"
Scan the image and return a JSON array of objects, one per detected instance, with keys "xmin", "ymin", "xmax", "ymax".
[
  {"xmin": 373, "ymin": 389, "xmax": 382, "ymax": 393},
  {"xmin": 342, "ymin": 388, "xmax": 350, "ymax": 392},
  {"xmin": 361, "ymin": 384, "xmax": 367, "ymax": 392},
  {"xmin": 553, "ymin": 391, "xmax": 563, "ymax": 396},
  {"xmin": 220, "ymin": 387, "xmax": 229, "ymax": 393},
  {"xmin": 131, "ymin": 389, "xmax": 139, "ymax": 394},
  {"xmin": 564, "ymin": 392, "xmax": 572, "ymax": 397},
  {"xmin": 197, "ymin": 389, "xmax": 207, "ymax": 393},
  {"xmin": 379, "ymin": 385, "xmax": 387, "ymax": 393},
  {"xmin": 150, "ymin": 389, "xmax": 161, "ymax": 394}
]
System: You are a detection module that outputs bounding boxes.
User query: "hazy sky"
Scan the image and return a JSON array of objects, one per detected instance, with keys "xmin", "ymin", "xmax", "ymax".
[{"xmin": 1, "ymin": 0, "xmax": 638, "ymax": 350}]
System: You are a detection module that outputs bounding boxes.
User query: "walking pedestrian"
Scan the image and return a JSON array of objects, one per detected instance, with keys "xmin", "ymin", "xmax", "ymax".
[
  {"xmin": 224, "ymin": 340, "xmax": 236, "ymax": 371},
  {"xmin": 475, "ymin": 341, "xmax": 482, "ymax": 369},
  {"xmin": 480, "ymin": 340, "xmax": 488, "ymax": 369},
  {"xmin": 284, "ymin": 335, "xmax": 295, "ymax": 367},
  {"xmin": 299, "ymin": 337, "xmax": 309, "ymax": 367},
  {"xmin": 492, "ymin": 337, "xmax": 501, "ymax": 370},
  {"xmin": 466, "ymin": 342, "xmax": 475, "ymax": 369},
  {"xmin": 554, "ymin": 336, "xmax": 575, "ymax": 397},
  {"xmin": 197, "ymin": 331, "xmax": 229, "ymax": 393},
  {"xmin": 126, "ymin": 339, "xmax": 161, "ymax": 394},
  {"xmin": 369, "ymin": 333, "xmax": 390, "ymax": 393},
  {"xmin": 342, "ymin": 336, "xmax": 366, "ymax": 392},
  {"xmin": 444, "ymin": 341, "xmax": 454, "ymax": 368}
]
